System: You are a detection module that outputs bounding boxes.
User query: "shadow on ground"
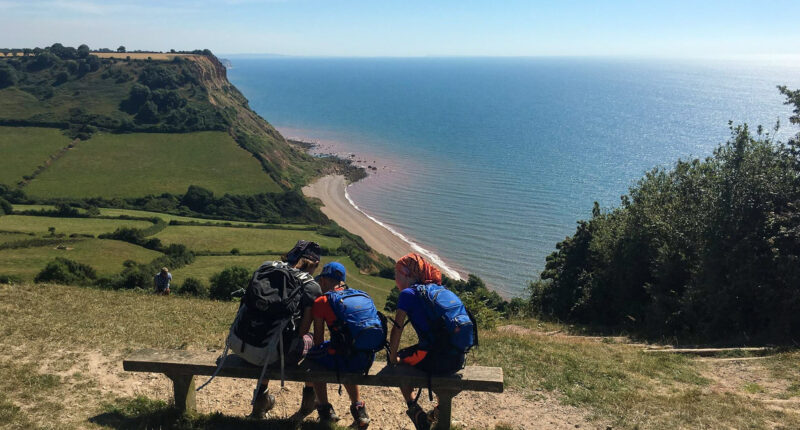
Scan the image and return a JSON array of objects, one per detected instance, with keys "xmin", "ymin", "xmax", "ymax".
[{"xmin": 89, "ymin": 396, "xmax": 336, "ymax": 430}]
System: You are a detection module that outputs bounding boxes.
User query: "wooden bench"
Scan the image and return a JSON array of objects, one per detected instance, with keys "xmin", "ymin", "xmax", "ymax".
[{"xmin": 123, "ymin": 349, "xmax": 504, "ymax": 429}]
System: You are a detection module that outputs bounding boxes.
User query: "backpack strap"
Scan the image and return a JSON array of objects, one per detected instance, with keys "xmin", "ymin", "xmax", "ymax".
[{"xmin": 466, "ymin": 308, "xmax": 479, "ymax": 350}]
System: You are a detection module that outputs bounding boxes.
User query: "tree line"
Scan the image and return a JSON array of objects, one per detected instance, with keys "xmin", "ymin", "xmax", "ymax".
[{"xmin": 528, "ymin": 87, "xmax": 800, "ymax": 345}]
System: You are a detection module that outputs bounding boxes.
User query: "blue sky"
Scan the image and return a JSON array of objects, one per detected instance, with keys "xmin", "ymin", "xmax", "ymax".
[{"xmin": 1, "ymin": 0, "xmax": 799, "ymax": 57}]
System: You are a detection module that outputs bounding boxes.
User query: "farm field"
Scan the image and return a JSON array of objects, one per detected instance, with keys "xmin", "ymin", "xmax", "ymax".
[
  {"xmin": 92, "ymin": 52, "xmax": 195, "ymax": 60},
  {"xmin": 24, "ymin": 131, "xmax": 282, "ymax": 198},
  {"xmin": 11, "ymin": 205, "xmax": 311, "ymax": 228},
  {"xmin": 0, "ymin": 232, "xmax": 35, "ymax": 245},
  {"xmin": 0, "ymin": 126, "xmax": 72, "ymax": 185},
  {"xmin": 0, "ymin": 214, "xmax": 152, "ymax": 235},
  {"xmin": 0, "ymin": 238, "xmax": 161, "ymax": 280},
  {"xmin": 97, "ymin": 208, "xmax": 309, "ymax": 228},
  {"xmin": 155, "ymin": 225, "xmax": 340, "ymax": 253},
  {"xmin": 172, "ymin": 254, "xmax": 396, "ymax": 306}
]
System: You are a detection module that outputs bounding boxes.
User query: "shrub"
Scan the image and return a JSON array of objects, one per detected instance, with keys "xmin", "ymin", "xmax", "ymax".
[
  {"xmin": 0, "ymin": 274, "xmax": 23, "ymax": 285},
  {"xmin": 209, "ymin": 266, "xmax": 250, "ymax": 300},
  {"xmin": 384, "ymin": 288, "xmax": 399, "ymax": 312},
  {"xmin": 178, "ymin": 277, "xmax": 209, "ymax": 297},
  {"xmin": 0, "ymin": 197, "xmax": 12, "ymax": 215},
  {"xmin": 530, "ymin": 94, "xmax": 800, "ymax": 343},
  {"xmin": 35, "ymin": 257, "xmax": 97, "ymax": 285},
  {"xmin": 378, "ymin": 267, "xmax": 395, "ymax": 280}
]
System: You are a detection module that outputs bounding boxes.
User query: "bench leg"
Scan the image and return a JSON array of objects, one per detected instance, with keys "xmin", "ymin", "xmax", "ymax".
[
  {"xmin": 166, "ymin": 373, "xmax": 196, "ymax": 414},
  {"xmin": 433, "ymin": 389, "xmax": 460, "ymax": 430}
]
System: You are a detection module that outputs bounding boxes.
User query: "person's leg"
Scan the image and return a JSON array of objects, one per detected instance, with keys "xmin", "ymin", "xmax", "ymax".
[
  {"xmin": 400, "ymin": 385, "xmax": 415, "ymax": 402},
  {"xmin": 313, "ymin": 382, "xmax": 328, "ymax": 404},
  {"xmin": 396, "ymin": 346, "xmax": 435, "ymax": 430},
  {"xmin": 347, "ymin": 384, "xmax": 370, "ymax": 428},
  {"xmin": 344, "ymin": 384, "xmax": 359, "ymax": 402},
  {"xmin": 250, "ymin": 380, "xmax": 275, "ymax": 419}
]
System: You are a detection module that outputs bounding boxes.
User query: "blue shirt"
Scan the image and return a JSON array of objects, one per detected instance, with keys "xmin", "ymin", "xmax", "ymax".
[
  {"xmin": 396, "ymin": 285, "xmax": 433, "ymax": 347},
  {"xmin": 154, "ymin": 272, "xmax": 172, "ymax": 290}
]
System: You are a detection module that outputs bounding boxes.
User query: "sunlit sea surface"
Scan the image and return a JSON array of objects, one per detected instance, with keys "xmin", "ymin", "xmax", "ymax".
[{"xmin": 227, "ymin": 57, "xmax": 800, "ymax": 296}]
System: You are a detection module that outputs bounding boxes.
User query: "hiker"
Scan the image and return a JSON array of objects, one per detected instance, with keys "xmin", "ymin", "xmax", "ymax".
[
  {"xmin": 224, "ymin": 240, "xmax": 323, "ymax": 420},
  {"xmin": 387, "ymin": 253, "xmax": 477, "ymax": 430},
  {"xmin": 307, "ymin": 262, "xmax": 383, "ymax": 427},
  {"xmin": 153, "ymin": 267, "xmax": 172, "ymax": 295}
]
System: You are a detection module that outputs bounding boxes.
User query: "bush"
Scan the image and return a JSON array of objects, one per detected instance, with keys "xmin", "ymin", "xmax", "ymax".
[
  {"xmin": 0, "ymin": 274, "xmax": 23, "ymax": 285},
  {"xmin": 384, "ymin": 288, "xmax": 399, "ymax": 312},
  {"xmin": 178, "ymin": 277, "xmax": 209, "ymax": 297},
  {"xmin": 35, "ymin": 257, "xmax": 97, "ymax": 285},
  {"xmin": 209, "ymin": 266, "xmax": 250, "ymax": 300},
  {"xmin": 530, "ymin": 92, "xmax": 800, "ymax": 343},
  {"xmin": 378, "ymin": 266, "xmax": 395, "ymax": 280},
  {"xmin": 0, "ymin": 197, "xmax": 12, "ymax": 215}
]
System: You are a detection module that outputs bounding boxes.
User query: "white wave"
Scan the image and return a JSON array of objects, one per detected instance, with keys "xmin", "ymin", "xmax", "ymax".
[{"xmin": 343, "ymin": 185, "xmax": 463, "ymax": 281}]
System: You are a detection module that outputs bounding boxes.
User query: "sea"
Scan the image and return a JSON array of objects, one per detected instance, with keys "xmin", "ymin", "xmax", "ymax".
[{"xmin": 227, "ymin": 56, "xmax": 800, "ymax": 297}]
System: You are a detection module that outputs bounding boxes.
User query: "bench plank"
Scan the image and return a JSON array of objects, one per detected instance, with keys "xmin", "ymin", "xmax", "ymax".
[{"xmin": 123, "ymin": 348, "xmax": 503, "ymax": 393}]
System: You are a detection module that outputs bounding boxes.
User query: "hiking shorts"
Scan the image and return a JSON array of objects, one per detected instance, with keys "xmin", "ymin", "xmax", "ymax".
[
  {"xmin": 398, "ymin": 344, "xmax": 465, "ymax": 374},
  {"xmin": 307, "ymin": 341, "xmax": 375, "ymax": 373}
]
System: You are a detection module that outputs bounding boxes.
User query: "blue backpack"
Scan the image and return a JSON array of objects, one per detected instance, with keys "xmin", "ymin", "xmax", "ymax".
[
  {"xmin": 326, "ymin": 287, "xmax": 387, "ymax": 355},
  {"xmin": 414, "ymin": 283, "xmax": 477, "ymax": 354}
]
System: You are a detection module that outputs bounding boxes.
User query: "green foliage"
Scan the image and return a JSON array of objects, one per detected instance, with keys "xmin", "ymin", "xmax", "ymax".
[
  {"xmin": 384, "ymin": 287, "xmax": 399, "ymax": 312},
  {"xmin": 445, "ymin": 274, "xmax": 509, "ymax": 315},
  {"xmin": 0, "ymin": 64, "xmax": 17, "ymax": 89},
  {"xmin": 0, "ymin": 197, "xmax": 11, "ymax": 215},
  {"xmin": 209, "ymin": 266, "xmax": 250, "ymax": 300},
  {"xmin": 531, "ymin": 90, "xmax": 800, "ymax": 343},
  {"xmin": 0, "ymin": 274, "xmax": 23, "ymax": 284},
  {"xmin": 177, "ymin": 277, "xmax": 209, "ymax": 297},
  {"xmin": 98, "ymin": 243, "xmax": 194, "ymax": 290},
  {"xmin": 34, "ymin": 257, "xmax": 97, "ymax": 285}
]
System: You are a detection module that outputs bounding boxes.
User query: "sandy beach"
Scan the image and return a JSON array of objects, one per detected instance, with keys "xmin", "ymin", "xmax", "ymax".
[{"xmin": 303, "ymin": 175, "xmax": 415, "ymax": 261}]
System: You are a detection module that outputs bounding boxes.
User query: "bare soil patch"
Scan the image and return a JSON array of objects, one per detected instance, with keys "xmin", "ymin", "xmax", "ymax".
[{"xmin": 25, "ymin": 347, "xmax": 595, "ymax": 429}]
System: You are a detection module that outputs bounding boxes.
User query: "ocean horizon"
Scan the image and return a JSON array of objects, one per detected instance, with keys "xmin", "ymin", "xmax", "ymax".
[{"xmin": 228, "ymin": 57, "xmax": 800, "ymax": 297}]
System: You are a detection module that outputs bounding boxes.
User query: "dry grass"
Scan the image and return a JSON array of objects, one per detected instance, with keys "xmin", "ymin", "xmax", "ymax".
[
  {"xmin": 2, "ymin": 284, "xmax": 798, "ymax": 429},
  {"xmin": 91, "ymin": 52, "xmax": 195, "ymax": 60}
]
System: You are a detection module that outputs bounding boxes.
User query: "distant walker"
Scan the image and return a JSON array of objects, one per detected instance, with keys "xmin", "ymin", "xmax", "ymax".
[{"xmin": 154, "ymin": 267, "xmax": 172, "ymax": 295}]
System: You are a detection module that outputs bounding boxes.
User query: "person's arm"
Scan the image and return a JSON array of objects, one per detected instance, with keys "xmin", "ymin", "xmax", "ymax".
[
  {"xmin": 313, "ymin": 317, "xmax": 325, "ymax": 346},
  {"xmin": 298, "ymin": 307, "xmax": 313, "ymax": 337},
  {"xmin": 388, "ymin": 309, "xmax": 407, "ymax": 364}
]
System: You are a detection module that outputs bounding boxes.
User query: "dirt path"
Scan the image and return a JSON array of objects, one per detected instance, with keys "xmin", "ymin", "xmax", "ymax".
[{"xmin": 29, "ymin": 347, "xmax": 595, "ymax": 429}]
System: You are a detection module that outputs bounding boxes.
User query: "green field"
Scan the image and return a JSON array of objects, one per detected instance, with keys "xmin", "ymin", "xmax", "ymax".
[
  {"xmin": 0, "ymin": 232, "xmax": 35, "ymax": 245},
  {"xmin": 172, "ymin": 254, "xmax": 396, "ymax": 306},
  {"xmin": 0, "ymin": 215, "xmax": 152, "ymax": 235},
  {"xmin": 12, "ymin": 205, "xmax": 311, "ymax": 228},
  {"xmin": 0, "ymin": 126, "xmax": 73, "ymax": 185},
  {"xmin": 96, "ymin": 208, "xmax": 309, "ymax": 228},
  {"xmin": 155, "ymin": 225, "xmax": 340, "ymax": 253},
  {"xmin": 24, "ymin": 131, "xmax": 282, "ymax": 198},
  {"xmin": 0, "ymin": 239, "xmax": 161, "ymax": 280}
]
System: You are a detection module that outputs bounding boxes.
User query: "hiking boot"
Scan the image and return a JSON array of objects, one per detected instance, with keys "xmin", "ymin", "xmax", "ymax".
[
  {"xmin": 350, "ymin": 401, "xmax": 370, "ymax": 428},
  {"xmin": 249, "ymin": 391, "xmax": 275, "ymax": 419},
  {"xmin": 317, "ymin": 403, "xmax": 340, "ymax": 423},
  {"xmin": 427, "ymin": 405, "xmax": 440, "ymax": 425},
  {"xmin": 406, "ymin": 402, "xmax": 430, "ymax": 430},
  {"xmin": 298, "ymin": 386, "xmax": 316, "ymax": 416}
]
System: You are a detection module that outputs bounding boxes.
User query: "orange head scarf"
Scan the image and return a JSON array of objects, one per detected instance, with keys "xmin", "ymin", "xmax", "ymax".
[{"xmin": 395, "ymin": 253, "xmax": 442, "ymax": 286}]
